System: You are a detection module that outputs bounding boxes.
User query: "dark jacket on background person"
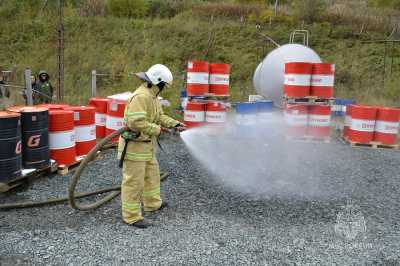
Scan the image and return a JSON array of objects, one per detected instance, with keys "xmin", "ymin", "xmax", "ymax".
[{"xmin": 35, "ymin": 70, "xmax": 53, "ymax": 104}]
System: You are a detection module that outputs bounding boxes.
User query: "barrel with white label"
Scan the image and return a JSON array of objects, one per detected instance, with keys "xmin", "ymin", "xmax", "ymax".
[
  {"xmin": 348, "ymin": 105, "xmax": 377, "ymax": 144},
  {"xmin": 206, "ymin": 101, "xmax": 227, "ymax": 124},
  {"xmin": 184, "ymin": 101, "xmax": 206, "ymax": 128},
  {"xmin": 373, "ymin": 107, "xmax": 400, "ymax": 145},
  {"xmin": 311, "ymin": 63, "xmax": 335, "ymax": 99},
  {"xmin": 284, "ymin": 104, "xmax": 308, "ymax": 137},
  {"xmin": 187, "ymin": 61, "xmax": 209, "ymax": 96},
  {"xmin": 284, "ymin": 62, "xmax": 312, "ymax": 98},
  {"xmin": 49, "ymin": 110, "xmax": 76, "ymax": 166},
  {"xmin": 88, "ymin": 97, "xmax": 108, "ymax": 139},
  {"xmin": 0, "ymin": 112, "xmax": 22, "ymax": 182},
  {"xmin": 106, "ymin": 100, "xmax": 126, "ymax": 143},
  {"xmin": 20, "ymin": 107, "xmax": 50, "ymax": 169},
  {"xmin": 209, "ymin": 63, "xmax": 230, "ymax": 96},
  {"xmin": 66, "ymin": 106, "xmax": 96, "ymax": 156},
  {"xmin": 307, "ymin": 105, "xmax": 331, "ymax": 139}
]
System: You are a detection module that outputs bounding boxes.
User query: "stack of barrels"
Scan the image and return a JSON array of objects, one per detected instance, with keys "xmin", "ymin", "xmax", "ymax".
[
  {"xmin": 283, "ymin": 61, "xmax": 335, "ymax": 140},
  {"xmin": 184, "ymin": 60, "xmax": 231, "ymax": 129},
  {"xmin": 344, "ymin": 105, "xmax": 400, "ymax": 145}
]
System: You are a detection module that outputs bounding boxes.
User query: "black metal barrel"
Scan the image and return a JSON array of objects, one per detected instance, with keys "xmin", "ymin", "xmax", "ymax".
[
  {"xmin": 20, "ymin": 107, "xmax": 50, "ymax": 169},
  {"xmin": 0, "ymin": 111, "xmax": 22, "ymax": 182}
]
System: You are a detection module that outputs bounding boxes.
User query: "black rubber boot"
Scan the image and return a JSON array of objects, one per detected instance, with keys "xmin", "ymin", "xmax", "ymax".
[
  {"xmin": 159, "ymin": 201, "xmax": 168, "ymax": 210},
  {"xmin": 130, "ymin": 219, "xmax": 152, "ymax": 229}
]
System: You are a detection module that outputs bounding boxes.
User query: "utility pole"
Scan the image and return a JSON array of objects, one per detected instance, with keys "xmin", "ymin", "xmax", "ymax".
[{"xmin": 57, "ymin": 0, "xmax": 64, "ymax": 101}]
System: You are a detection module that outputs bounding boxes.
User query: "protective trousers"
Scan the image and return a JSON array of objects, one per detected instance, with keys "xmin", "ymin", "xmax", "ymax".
[{"xmin": 121, "ymin": 157, "xmax": 162, "ymax": 224}]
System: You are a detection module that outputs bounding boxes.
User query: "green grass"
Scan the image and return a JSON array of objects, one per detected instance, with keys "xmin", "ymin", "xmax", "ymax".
[{"xmin": 0, "ymin": 2, "xmax": 399, "ymax": 114}]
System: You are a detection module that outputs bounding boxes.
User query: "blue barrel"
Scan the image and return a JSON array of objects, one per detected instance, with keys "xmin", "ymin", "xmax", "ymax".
[
  {"xmin": 255, "ymin": 100, "xmax": 273, "ymax": 113},
  {"xmin": 235, "ymin": 102, "xmax": 258, "ymax": 138}
]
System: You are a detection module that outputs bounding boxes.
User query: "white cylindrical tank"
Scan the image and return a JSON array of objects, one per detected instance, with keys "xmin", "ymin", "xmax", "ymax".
[
  {"xmin": 252, "ymin": 63, "xmax": 262, "ymax": 93},
  {"xmin": 254, "ymin": 44, "xmax": 322, "ymax": 107}
]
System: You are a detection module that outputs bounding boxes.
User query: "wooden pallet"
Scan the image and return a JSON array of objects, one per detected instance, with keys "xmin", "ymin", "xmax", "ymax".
[
  {"xmin": 57, "ymin": 152, "xmax": 101, "ymax": 176},
  {"xmin": 286, "ymin": 136, "xmax": 331, "ymax": 143},
  {"xmin": 188, "ymin": 93, "xmax": 230, "ymax": 100},
  {"xmin": 0, "ymin": 161, "xmax": 58, "ymax": 193},
  {"xmin": 284, "ymin": 96, "xmax": 335, "ymax": 105},
  {"xmin": 343, "ymin": 137, "xmax": 399, "ymax": 150}
]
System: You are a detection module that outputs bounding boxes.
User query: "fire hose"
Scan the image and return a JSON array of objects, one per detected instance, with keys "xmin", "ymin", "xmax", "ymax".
[{"xmin": 0, "ymin": 127, "xmax": 169, "ymax": 210}]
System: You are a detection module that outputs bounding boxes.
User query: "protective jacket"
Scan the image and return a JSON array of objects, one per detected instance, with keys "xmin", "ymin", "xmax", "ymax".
[{"xmin": 117, "ymin": 84, "xmax": 179, "ymax": 161}]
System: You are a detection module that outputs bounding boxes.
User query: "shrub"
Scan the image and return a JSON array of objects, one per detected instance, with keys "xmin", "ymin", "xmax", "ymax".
[
  {"xmin": 107, "ymin": 0, "xmax": 148, "ymax": 18},
  {"xmin": 292, "ymin": 0, "xmax": 326, "ymax": 23},
  {"xmin": 79, "ymin": 0, "xmax": 106, "ymax": 17}
]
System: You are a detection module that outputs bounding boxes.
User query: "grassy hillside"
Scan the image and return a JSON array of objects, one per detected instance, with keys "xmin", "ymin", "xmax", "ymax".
[{"xmin": 0, "ymin": 0, "xmax": 399, "ymax": 112}]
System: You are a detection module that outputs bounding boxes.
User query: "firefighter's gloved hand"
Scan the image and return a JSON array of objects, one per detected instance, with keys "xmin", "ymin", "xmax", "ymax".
[
  {"xmin": 175, "ymin": 122, "xmax": 187, "ymax": 132},
  {"xmin": 160, "ymin": 127, "xmax": 172, "ymax": 134}
]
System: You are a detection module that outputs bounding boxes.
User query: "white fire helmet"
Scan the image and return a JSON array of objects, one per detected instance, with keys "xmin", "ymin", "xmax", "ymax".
[{"xmin": 141, "ymin": 64, "xmax": 173, "ymax": 87}]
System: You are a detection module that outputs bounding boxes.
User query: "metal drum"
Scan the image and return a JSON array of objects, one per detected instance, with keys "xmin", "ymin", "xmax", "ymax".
[
  {"xmin": 0, "ymin": 111, "xmax": 22, "ymax": 182},
  {"xmin": 373, "ymin": 107, "xmax": 400, "ymax": 145},
  {"xmin": 187, "ymin": 60, "xmax": 209, "ymax": 96},
  {"xmin": 209, "ymin": 63, "xmax": 230, "ymax": 96},
  {"xmin": 49, "ymin": 110, "xmax": 76, "ymax": 166},
  {"xmin": 20, "ymin": 107, "xmax": 50, "ymax": 169},
  {"xmin": 348, "ymin": 105, "xmax": 377, "ymax": 144},
  {"xmin": 284, "ymin": 62, "xmax": 313, "ymax": 98},
  {"xmin": 184, "ymin": 101, "xmax": 206, "ymax": 128},
  {"xmin": 310, "ymin": 63, "xmax": 335, "ymax": 99}
]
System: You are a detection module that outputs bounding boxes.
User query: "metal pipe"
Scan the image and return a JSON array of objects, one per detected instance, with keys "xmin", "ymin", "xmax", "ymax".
[
  {"xmin": 91, "ymin": 70, "xmax": 97, "ymax": 97},
  {"xmin": 24, "ymin": 68, "xmax": 33, "ymax": 106}
]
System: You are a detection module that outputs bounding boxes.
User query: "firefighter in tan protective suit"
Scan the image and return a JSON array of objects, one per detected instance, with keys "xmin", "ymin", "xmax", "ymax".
[{"xmin": 118, "ymin": 64, "xmax": 186, "ymax": 228}]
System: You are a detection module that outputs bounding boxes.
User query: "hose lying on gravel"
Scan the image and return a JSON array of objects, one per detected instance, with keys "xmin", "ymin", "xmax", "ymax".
[{"xmin": 0, "ymin": 127, "xmax": 169, "ymax": 210}]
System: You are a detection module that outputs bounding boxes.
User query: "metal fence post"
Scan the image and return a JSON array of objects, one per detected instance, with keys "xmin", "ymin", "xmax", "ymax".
[
  {"xmin": 24, "ymin": 68, "xmax": 33, "ymax": 106},
  {"xmin": 91, "ymin": 70, "xmax": 97, "ymax": 97}
]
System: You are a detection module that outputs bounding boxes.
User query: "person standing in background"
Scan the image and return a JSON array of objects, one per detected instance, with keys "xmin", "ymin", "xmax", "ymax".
[{"xmin": 35, "ymin": 70, "xmax": 53, "ymax": 104}]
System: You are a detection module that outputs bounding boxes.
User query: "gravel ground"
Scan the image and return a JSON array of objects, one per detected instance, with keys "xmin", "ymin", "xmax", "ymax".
[{"xmin": 1, "ymin": 134, "xmax": 400, "ymax": 265}]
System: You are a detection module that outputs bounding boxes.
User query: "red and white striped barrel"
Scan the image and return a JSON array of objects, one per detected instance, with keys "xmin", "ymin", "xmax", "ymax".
[
  {"xmin": 66, "ymin": 106, "xmax": 96, "ymax": 156},
  {"xmin": 348, "ymin": 105, "xmax": 377, "ymax": 144},
  {"xmin": 307, "ymin": 105, "xmax": 331, "ymax": 139},
  {"xmin": 311, "ymin": 63, "xmax": 335, "ymax": 99},
  {"xmin": 49, "ymin": 110, "xmax": 76, "ymax": 166},
  {"xmin": 187, "ymin": 61, "xmax": 209, "ymax": 96},
  {"xmin": 206, "ymin": 101, "xmax": 227, "ymax": 124},
  {"xmin": 88, "ymin": 97, "xmax": 108, "ymax": 139},
  {"xmin": 184, "ymin": 101, "xmax": 206, "ymax": 128},
  {"xmin": 284, "ymin": 104, "xmax": 308, "ymax": 137},
  {"xmin": 284, "ymin": 62, "xmax": 313, "ymax": 98},
  {"xmin": 106, "ymin": 100, "xmax": 126, "ymax": 143},
  {"xmin": 373, "ymin": 107, "xmax": 400, "ymax": 145},
  {"xmin": 209, "ymin": 63, "xmax": 230, "ymax": 96}
]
